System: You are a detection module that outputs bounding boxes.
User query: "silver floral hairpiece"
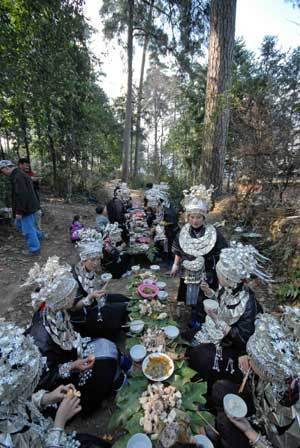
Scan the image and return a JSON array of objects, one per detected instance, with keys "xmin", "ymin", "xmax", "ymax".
[
  {"xmin": 0, "ymin": 322, "xmax": 44, "ymax": 403},
  {"xmin": 103, "ymin": 222, "xmax": 122, "ymax": 244},
  {"xmin": 76, "ymin": 227, "xmax": 103, "ymax": 260},
  {"xmin": 181, "ymin": 184, "xmax": 214, "ymax": 216},
  {"xmin": 216, "ymin": 242, "xmax": 271, "ymax": 285},
  {"xmin": 24, "ymin": 256, "xmax": 77, "ymax": 310},
  {"xmin": 247, "ymin": 310, "xmax": 300, "ymax": 383}
]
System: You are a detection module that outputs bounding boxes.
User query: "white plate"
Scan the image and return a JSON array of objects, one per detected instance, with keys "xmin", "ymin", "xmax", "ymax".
[
  {"xmin": 150, "ymin": 265, "xmax": 160, "ymax": 271},
  {"xmin": 143, "ymin": 279, "xmax": 156, "ymax": 285},
  {"xmin": 158, "ymin": 291, "xmax": 168, "ymax": 301},
  {"xmin": 157, "ymin": 281, "xmax": 166, "ymax": 290},
  {"xmin": 127, "ymin": 433, "xmax": 152, "ymax": 448},
  {"xmin": 223, "ymin": 393, "xmax": 248, "ymax": 418},
  {"xmin": 131, "ymin": 265, "xmax": 141, "ymax": 272},
  {"xmin": 193, "ymin": 435, "xmax": 214, "ymax": 447},
  {"xmin": 130, "ymin": 320, "xmax": 145, "ymax": 334},
  {"xmin": 203, "ymin": 299, "xmax": 219, "ymax": 312},
  {"xmin": 164, "ymin": 325, "xmax": 179, "ymax": 339},
  {"xmin": 101, "ymin": 273, "xmax": 112, "ymax": 282},
  {"xmin": 142, "ymin": 352, "xmax": 174, "ymax": 382},
  {"xmin": 130, "ymin": 344, "xmax": 147, "ymax": 362}
]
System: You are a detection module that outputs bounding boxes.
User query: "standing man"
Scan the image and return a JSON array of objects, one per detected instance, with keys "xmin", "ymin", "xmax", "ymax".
[
  {"xmin": 0, "ymin": 160, "xmax": 42, "ymax": 255},
  {"xmin": 18, "ymin": 157, "xmax": 42, "ymax": 229}
]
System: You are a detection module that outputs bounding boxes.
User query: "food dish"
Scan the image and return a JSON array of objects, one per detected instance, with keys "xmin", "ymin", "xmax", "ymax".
[
  {"xmin": 223, "ymin": 393, "xmax": 248, "ymax": 418},
  {"xmin": 142, "ymin": 353, "xmax": 174, "ymax": 381},
  {"xmin": 164, "ymin": 325, "xmax": 179, "ymax": 339},
  {"xmin": 193, "ymin": 435, "xmax": 214, "ymax": 447},
  {"xmin": 130, "ymin": 320, "xmax": 145, "ymax": 334},
  {"xmin": 156, "ymin": 281, "xmax": 166, "ymax": 290},
  {"xmin": 158, "ymin": 291, "xmax": 168, "ymax": 301},
  {"xmin": 130, "ymin": 344, "xmax": 147, "ymax": 362},
  {"xmin": 127, "ymin": 433, "xmax": 152, "ymax": 448}
]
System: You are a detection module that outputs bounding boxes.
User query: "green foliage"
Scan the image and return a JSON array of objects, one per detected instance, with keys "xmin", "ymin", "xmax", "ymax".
[
  {"xmin": 0, "ymin": 0, "xmax": 122, "ymax": 195},
  {"xmin": 277, "ymin": 271, "xmax": 300, "ymax": 303}
]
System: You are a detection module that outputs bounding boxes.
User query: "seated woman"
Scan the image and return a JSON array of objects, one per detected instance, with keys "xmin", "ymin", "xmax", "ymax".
[
  {"xmin": 0, "ymin": 321, "xmax": 110, "ymax": 447},
  {"xmin": 211, "ymin": 310, "xmax": 300, "ymax": 448},
  {"xmin": 171, "ymin": 185, "xmax": 227, "ymax": 327},
  {"xmin": 26, "ymin": 257, "xmax": 127, "ymax": 414},
  {"xmin": 70, "ymin": 231, "xmax": 128, "ymax": 338},
  {"xmin": 70, "ymin": 214, "xmax": 84, "ymax": 242},
  {"xmin": 187, "ymin": 243, "xmax": 266, "ymax": 391},
  {"xmin": 102, "ymin": 222, "xmax": 131, "ymax": 279},
  {"xmin": 95, "ymin": 205, "xmax": 109, "ymax": 232}
]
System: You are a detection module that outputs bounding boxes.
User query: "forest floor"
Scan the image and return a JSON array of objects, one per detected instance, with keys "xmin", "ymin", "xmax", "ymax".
[{"xmin": 0, "ymin": 182, "xmax": 277, "ymax": 441}]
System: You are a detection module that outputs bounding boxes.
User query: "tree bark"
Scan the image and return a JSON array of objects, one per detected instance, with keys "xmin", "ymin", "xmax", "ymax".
[
  {"xmin": 200, "ymin": 0, "xmax": 236, "ymax": 195},
  {"xmin": 133, "ymin": 0, "xmax": 154, "ymax": 177},
  {"xmin": 121, "ymin": 0, "xmax": 134, "ymax": 182},
  {"xmin": 20, "ymin": 104, "xmax": 30, "ymax": 162}
]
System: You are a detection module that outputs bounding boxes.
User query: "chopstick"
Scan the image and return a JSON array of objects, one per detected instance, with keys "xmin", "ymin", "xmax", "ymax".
[
  {"xmin": 238, "ymin": 368, "xmax": 251, "ymax": 394},
  {"xmin": 196, "ymin": 411, "xmax": 220, "ymax": 436}
]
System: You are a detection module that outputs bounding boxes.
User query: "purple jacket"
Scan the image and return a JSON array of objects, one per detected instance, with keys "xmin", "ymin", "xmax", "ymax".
[{"xmin": 70, "ymin": 221, "xmax": 84, "ymax": 242}]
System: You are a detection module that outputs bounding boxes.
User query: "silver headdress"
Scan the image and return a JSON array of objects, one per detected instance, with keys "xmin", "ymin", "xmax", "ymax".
[
  {"xmin": 103, "ymin": 222, "xmax": 122, "ymax": 245},
  {"xmin": 247, "ymin": 309, "xmax": 300, "ymax": 385},
  {"xmin": 116, "ymin": 182, "xmax": 130, "ymax": 201},
  {"xmin": 76, "ymin": 227, "xmax": 103, "ymax": 260},
  {"xmin": 216, "ymin": 242, "xmax": 271, "ymax": 286},
  {"xmin": 25, "ymin": 256, "xmax": 77, "ymax": 310},
  {"xmin": 0, "ymin": 322, "xmax": 43, "ymax": 405},
  {"xmin": 145, "ymin": 184, "xmax": 170, "ymax": 208},
  {"xmin": 181, "ymin": 184, "xmax": 214, "ymax": 216}
]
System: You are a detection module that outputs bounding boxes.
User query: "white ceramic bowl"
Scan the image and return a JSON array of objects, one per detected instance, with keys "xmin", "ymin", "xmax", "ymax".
[
  {"xmin": 101, "ymin": 273, "xmax": 112, "ymax": 282},
  {"xmin": 150, "ymin": 264, "xmax": 160, "ymax": 271},
  {"xmin": 203, "ymin": 299, "xmax": 219, "ymax": 313},
  {"xmin": 223, "ymin": 393, "xmax": 248, "ymax": 419},
  {"xmin": 164, "ymin": 325, "xmax": 179, "ymax": 339},
  {"xmin": 157, "ymin": 281, "xmax": 166, "ymax": 290},
  {"xmin": 158, "ymin": 290, "xmax": 168, "ymax": 301},
  {"xmin": 127, "ymin": 433, "xmax": 152, "ymax": 448},
  {"xmin": 142, "ymin": 353, "xmax": 174, "ymax": 382},
  {"xmin": 143, "ymin": 279, "xmax": 156, "ymax": 285},
  {"xmin": 130, "ymin": 344, "xmax": 147, "ymax": 362},
  {"xmin": 130, "ymin": 320, "xmax": 145, "ymax": 334},
  {"xmin": 193, "ymin": 435, "xmax": 214, "ymax": 448},
  {"xmin": 131, "ymin": 265, "xmax": 141, "ymax": 272}
]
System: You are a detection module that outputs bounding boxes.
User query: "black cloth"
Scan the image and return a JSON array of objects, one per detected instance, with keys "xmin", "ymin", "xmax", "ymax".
[
  {"xmin": 107, "ymin": 197, "xmax": 126, "ymax": 225},
  {"xmin": 27, "ymin": 311, "xmax": 118, "ymax": 414},
  {"xmin": 188, "ymin": 286, "xmax": 260, "ymax": 391},
  {"xmin": 70, "ymin": 267, "xmax": 128, "ymax": 339},
  {"xmin": 211, "ymin": 379, "xmax": 255, "ymax": 448},
  {"xmin": 9, "ymin": 168, "xmax": 40, "ymax": 217},
  {"xmin": 76, "ymin": 434, "xmax": 111, "ymax": 448},
  {"xmin": 103, "ymin": 249, "xmax": 131, "ymax": 279}
]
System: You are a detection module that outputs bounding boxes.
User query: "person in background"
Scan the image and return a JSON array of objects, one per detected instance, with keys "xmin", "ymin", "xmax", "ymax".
[
  {"xmin": 95, "ymin": 205, "xmax": 109, "ymax": 232},
  {"xmin": 0, "ymin": 159, "xmax": 43, "ymax": 255},
  {"xmin": 18, "ymin": 157, "xmax": 42, "ymax": 230},
  {"xmin": 70, "ymin": 214, "xmax": 84, "ymax": 242}
]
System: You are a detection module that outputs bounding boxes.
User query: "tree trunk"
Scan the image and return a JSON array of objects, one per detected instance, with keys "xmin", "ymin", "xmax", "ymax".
[
  {"xmin": 133, "ymin": 0, "xmax": 154, "ymax": 177},
  {"xmin": 200, "ymin": 0, "xmax": 236, "ymax": 195},
  {"xmin": 47, "ymin": 116, "xmax": 58, "ymax": 191},
  {"xmin": 153, "ymin": 95, "xmax": 159, "ymax": 181},
  {"xmin": 20, "ymin": 104, "xmax": 30, "ymax": 162},
  {"xmin": 121, "ymin": 0, "xmax": 134, "ymax": 182}
]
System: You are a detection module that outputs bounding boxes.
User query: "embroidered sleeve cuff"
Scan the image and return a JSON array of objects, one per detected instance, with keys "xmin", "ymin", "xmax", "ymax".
[
  {"xmin": 250, "ymin": 434, "xmax": 273, "ymax": 448},
  {"xmin": 32, "ymin": 389, "xmax": 48, "ymax": 410},
  {"xmin": 58, "ymin": 361, "xmax": 73, "ymax": 378}
]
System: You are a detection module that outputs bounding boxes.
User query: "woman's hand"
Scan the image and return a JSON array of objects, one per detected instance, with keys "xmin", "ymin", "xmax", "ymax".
[
  {"xmin": 54, "ymin": 396, "xmax": 82, "ymax": 429},
  {"xmin": 226, "ymin": 415, "xmax": 259, "ymax": 442},
  {"xmin": 91, "ymin": 290, "xmax": 106, "ymax": 300},
  {"xmin": 42, "ymin": 384, "xmax": 75, "ymax": 406},
  {"xmin": 200, "ymin": 281, "xmax": 214, "ymax": 297},
  {"xmin": 71, "ymin": 356, "xmax": 95, "ymax": 372},
  {"xmin": 170, "ymin": 264, "xmax": 179, "ymax": 277},
  {"xmin": 238, "ymin": 355, "xmax": 250, "ymax": 374}
]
